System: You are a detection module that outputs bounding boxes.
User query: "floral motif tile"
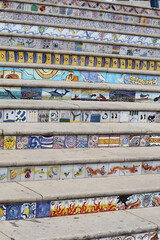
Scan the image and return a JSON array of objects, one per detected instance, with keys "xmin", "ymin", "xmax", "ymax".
[
  {"xmin": 16, "ymin": 136, "xmax": 29, "ymax": 149},
  {"xmin": 88, "ymin": 135, "xmax": 99, "ymax": 148},
  {"xmin": 4, "ymin": 136, "xmax": 16, "ymax": 150},
  {"xmin": 21, "ymin": 203, "xmax": 36, "ymax": 219}
]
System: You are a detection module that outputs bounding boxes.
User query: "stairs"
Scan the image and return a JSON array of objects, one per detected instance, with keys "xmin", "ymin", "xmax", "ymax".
[{"xmin": 0, "ymin": 0, "xmax": 160, "ymax": 239}]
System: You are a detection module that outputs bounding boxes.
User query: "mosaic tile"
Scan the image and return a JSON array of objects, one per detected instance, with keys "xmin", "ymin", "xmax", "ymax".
[
  {"xmin": 42, "ymin": 88, "xmax": 71, "ymax": 100},
  {"xmin": 142, "ymin": 161, "xmax": 153, "ymax": 174},
  {"xmin": 15, "ymin": 110, "xmax": 27, "ymax": 122},
  {"xmin": 59, "ymin": 110, "xmax": 70, "ymax": 122},
  {"xmin": 100, "ymin": 111, "xmax": 110, "ymax": 122},
  {"xmin": 135, "ymin": 92, "xmax": 152, "ymax": 102},
  {"xmin": 21, "ymin": 87, "xmax": 42, "ymax": 99},
  {"xmin": 7, "ymin": 167, "xmax": 21, "ymax": 182},
  {"xmin": 103, "ymin": 196, "xmax": 118, "ymax": 212},
  {"xmin": 41, "ymin": 136, "xmax": 53, "ymax": 149},
  {"xmin": 76, "ymin": 135, "xmax": 88, "ymax": 148},
  {"xmin": 29, "ymin": 136, "xmax": 41, "ymax": 149},
  {"xmin": 65, "ymin": 135, "xmax": 77, "ymax": 148},
  {"xmin": 119, "ymin": 135, "xmax": 130, "ymax": 147},
  {"xmin": 27, "ymin": 110, "xmax": 38, "ymax": 122},
  {"xmin": 140, "ymin": 135, "xmax": 150, "ymax": 147},
  {"xmin": 53, "ymin": 136, "xmax": 65, "ymax": 149},
  {"xmin": 98, "ymin": 135, "xmax": 109, "ymax": 148},
  {"xmin": 16, "ymin": 136, "xmax": 29, "ymax": 149},
  {"xmin": 36, "ymin": 202, "xmax": 50, "ymax": 218},
  {"xmin": 50, "ymin": 201, "xmax": 65, "ymax": 217},
  {"xmin": 73, "ymin": 164, "xmax": 86, "ymax": 179},
  {"xmin": 120, "ymin": 162, "xmax": 141, "ymax": 176},
  {"xmin": 48, "ymin": 166, "xmax": 60, "ymax": 180},
  {"xmin": 0, "ymin": 205, "xmax": 6, "ymax": 221},
  {"xmin": 38, "ymin": 110, "xmax": 49, "ymax": 122},
  {"xmin": 70, "ymin": 111, "xmax": 81, "ymax": 122},
  {"xmin": 129, "ymin": 111, "xmax": 139, "ymax": 122},
  {"xmin": 129, "ymin": 135, "xmax": 140, "ymax": 147},
  {"xmin": 147, "ymin": 112, "xmax": 156, "ymax": 123},
  {"xmin": 140, "ymin": 193, "xmax": 152, "ymax": 208},
  {"xmin": 110, "ymin": 90, "xmax": 135, "ymax": 102},
  {"xmin": 90, "ymin": 111, "xmax": 101, "ymax": 122},
  {"xmin": 117, "ymin": 194, "xmax": 141, "ymax": 210},
  {"xmin": 91, "ymin": 197, "xmax": 105, "ymax": 213},
  {"xmin": 0, "ymin": 136, "xmax": 4, "ymax": 150},
  {"xmin": 6, "ymin": 204, "xmax": 21, "ymax": 220},
  {"xmin": 110, "ymin": 111, "xmax": 120, "ymax": 122},
  {"xmin": 60, "ymin": 165, "xmax": 73, "ymax": 179},
  {"xmin": 3, "ymin": 109, "xmax": 15, "ymax": 122},
  {"xmin": 88, "ymin": 135, "xmax": 99, "ymax": 148},
  {"xmin": 109, "ymin": 135, "xmax": 120, "ymax": 147},
  {"xmin": 152, "ymin": 192, "xmax": 160, "ymax": 207},
  {"xmin": 0, "ymin": 168, "xmax": 7, "ymax": 182},
  {"xmin": 21, "ymin": 167, "xmax": 35, "ymax": 181},
  {"xmin": 108, "ymin": 163, "xmax": 120, "ymax": 177},
  {"xmin": 0, "ymin": 110, "xmax": 3, "ymax": 122},
  {"xmin": 0, "ymin": 87, "xmax": 21, "ymax": 99},
  {"xmin": 21, "ymin": 202, "xmax": 36, "ymax": 219},
  {"xmin": 152, "ymin": 161, "xmax": 160, "ymax": 174},
  {"xmin": 149, "ymin": 135, "xmax": 160, "ymax": 146},
  {"xmin": 81, "ymin": 111, "xmax": 91, "ymax": 122},
  {"xmin": 49, "ymin": 110, "xmax": 59, "ymax": 122},
  {"xmin": 35, "ymin": 166, "xmax": 48, "ymax": 180},
  {"xmin": 4, "ymin": 136, "xmax": 16, "ymax": 150}
]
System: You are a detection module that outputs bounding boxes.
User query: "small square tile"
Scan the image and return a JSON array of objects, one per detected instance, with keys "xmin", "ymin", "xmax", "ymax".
[
  {"xmin": 60, "ymin": 165, "xmax": 73, "ymax": 179},
  {"xmin": 4, "ymin": 136, "xmax": 16, "ymax": 150},
  {"xmin": 142, "ymin": 161, "xmax": 153, "ymax": 174},
  {"xmin": 0, "ymin": 136, "xmax": 4, "ymax": 149},
  {"xmin": 129, "ymin": 135, "xmax": 140, "ymax": 147},
  {"xmin": 72, "ymin": 89, "xmax": 81, "ymax": 100},
  {"xmin": 16, "ymin": 136, "xmax": 29, "ymax": 149},
  {"xmin": 90, "ymin": 111, "xmax": 101, "ymax": 122},
  {"xmin": 98, "ymin": 135, "xmax": 109, "ymax": 148},
  {"xmin": 36, "ymin": 202, "xmax": 50, "ymax": 218},
  {"xmin": 76, "ymin": 198, "xmax": 91, "ymax": 214},
  {"xmin": 76, "ymin": 135, "xmax": 88, "ymax": 148},
  {"xmin": 64, "ymin": 199, "xmax": 79, "ymax": 216},
  {"xmin": 119, "ymin": 135, "xmax": 130, "ymax": 147},
  {"xmin": 50, "ymin": 201, "xmax": 65, "ymax": 217},
  {"xmin": 100, "ymin": 111, "xmax": 110, "ymax": 122},
  {"xmin": 138, "ymin": 111, "xmax": 147, "ymax": 123},
  {"xmin": 73, "ymin": 164, "xmax": 86, "ymax": 179},
  {"xmin": 88, "ymin": 135, "xmax": 98, "ymax": 148},
  {"xmin": 53, "ymin": 136, "xmax": 65, "ymax": 149},
  {"xmin": 65, "ymin": 135, "xmax": 77, "ymax": 148},
  {"xmin": 151, "ymin": 192, "xmax": 160, "ymax": 207},
  {"xmin": 6, "ymin": 204, "xmax": 21, "ymax": 220},
  {"xmin": 147, "ymin": 112, "xmax": 156, "ymax": 123},
  {"xmin": 110, "ymin": 111, "xmax": 120, "ymax": 122},
  {"xmin": 38, "ymin": 110, "xmax": 49, "ymax": 122},
  {"xmin": 120, "ymin": 111, "xmax": 130, "ymax": 122},
  {"xmin": 140, "ymin": 193, "xmax": 152, "ymax": 208},
  {"xmin": 49, "ymin": 110, "xmax": 59, "ymax": 122},
  {"xmin": 0, "ymin": 168, "xmax": 7, "ymax": 182},
  {"xmin": 103, "ymin": 196, "xmax": 118, "ymax": 212},
  {"xmin": 70, "ymin": 111, "xmax": 81, "ymax": 122},
  {"xmin": 7, "ymin": 167, "xmax": 21, "ymax": 182},
  {"xmin": 81, "ymin": 111, "xmax": 91, "ymax": 122},
  {"xmin": 41, "ymin": 136, "xmax": 53, "ymax": 149},
  {"xmin": 85, "ymin": 164, "xmax": 98, "ymax": 178},
  {"xmin": 0, "ymin": 109, "xmax": 3, "ymax": 122},
  {"xmin": 3, "ymin": 109, "xmax": 15, "ymax": 122},
  {"xmin": 120, "ymin": 162, "xmax": 141, "ymax": 176},
  {"xmin": 27, "ymin": 110, "xmax": 38, "ymax": 122},
  {"xmin": 152, "ymin": 161, "xmax": 160, "ymax": 174},
  {"xmin": 108, "ymin": 163, "xmax": 120, "ymax": 177},
  {"xmin": 21, "ymin": 203, "xmax": 36, "ymax": 219},
  {"xmin": 21, "ymin": 166, "xmax": 35, "ymax": 181},
  {"xmin": 140, "ymin": 135, "xmax": 150, "ymax": 147},
  {"xmin": 130, "ymin": 111, "xmax": 139, "ymax": 122},
  {"xmin": 47, "ymin": 166, "xmax": 60, "ymax": 180},
  {"xmin": 15, "ymin": 110, "xmax": 27, "ymax": 122},
  {"xmin": 109, "ymin": 135, "xmax": 120, "ymax": 147},
  {"xmin": 59, "ymin": 110, "xmax": 70, "ymax": 122},
  {"xmin": 34, "ymin": 166, "xmax": 48, "ymax": 180},
  {"xmin": 29, "ymin": 136, "xmax": 41, "ymax": 149},
  {"xmin": 156, "ymin": 112, "xmax": 160, "ymax": 123},
  {"xmin": 91, "ymin": 197, "xmax": 105, "ymax": 213},
  {"xmin": 149, "ymin": 135, "xmax": 160, "ymax": 146},
  {"xmin": 0, "ymin": 205, "xmax": 6, "ymax": 220}
]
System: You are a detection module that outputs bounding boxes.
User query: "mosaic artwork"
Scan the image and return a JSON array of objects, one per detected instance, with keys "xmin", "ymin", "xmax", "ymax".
[{"xmin": 0, "ymin": 192, "xmax": 159, "ymax": 221}]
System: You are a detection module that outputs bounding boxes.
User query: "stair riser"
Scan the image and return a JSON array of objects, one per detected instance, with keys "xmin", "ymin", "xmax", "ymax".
[
  {"xmin": 0, "ymin": 109, "xmax": 160, "ymax": 123},
  {"xmin": 0, "ymin": 161, "xmax": 159, "ymax": 182},
  {"xmin": 4, "ymin": 0, "xmax": 160, "ymax": 17},
  {"xmin": 0, "ymin": 135, "xmax": 160, "ymax": 150},
  {"xmin": 0, "ymin": 191, "xmax": 159, "ymax": 220},
  {"xmin": 96, "ymin": 232, "xmax": 160, "ymax": 240},
  {"xmin": 0, "ymin": 23, "xmax": 159, "ymax": 45},
  {"xmin": 1, "ymin": 5, "xmax": 159, "ymax": 27}
]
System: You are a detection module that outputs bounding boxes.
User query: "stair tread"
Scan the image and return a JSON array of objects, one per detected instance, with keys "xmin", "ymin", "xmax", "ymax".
[
  {"xmin": 0, "ymin": 174, "xmax": 159, "ymax": 203},
  {"xmin": 0, "ymin": 207, "xmax": 159, "ymax": 240},
  {"xmin": 0, "ymin": 147, "xmax": 160, "ymax": 166},
  {"xmin": 1, "ymin": 122, "xmax": 160, "ymax": 135}
]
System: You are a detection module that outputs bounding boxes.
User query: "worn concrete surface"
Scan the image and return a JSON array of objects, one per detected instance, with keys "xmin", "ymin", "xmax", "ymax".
[
  {"xmin": 0, "ymin": 208, "xmax": 159, "ymax": 240},
  {"xmin": 0, "ymin": 147, "xmax": 160, "ymax": 167},
  {"xmin": 1, "ymin": 122, "xmax": 160, "ymax": 135}
]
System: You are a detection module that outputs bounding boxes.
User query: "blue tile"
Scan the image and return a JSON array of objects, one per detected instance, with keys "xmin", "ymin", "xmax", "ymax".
[
  {"xmin": 36, "ymin": 202, "xmax": 50, "ymax": 218},
  {"xmin": 6, "ymin": 204, "xmax": 21, "ymax": 220},
  {"xmin": 29, "ymin": 136, "xmax": 41, "ymax": 149}
]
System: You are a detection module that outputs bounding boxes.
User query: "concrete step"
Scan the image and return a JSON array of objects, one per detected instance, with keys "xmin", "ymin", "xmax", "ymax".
[
  {"xmin": 0, "ymin": 147, "xmax": 159, "ymax": 182},
  {"xmin": 0, "ymin": 175, "xmax": 159, "ymax": 221},
  {"xmin": 0, "ymin": 208, "xmax": 159, "ymax": 240}
]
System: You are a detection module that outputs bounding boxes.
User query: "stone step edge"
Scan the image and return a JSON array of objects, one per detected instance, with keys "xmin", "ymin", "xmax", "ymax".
[
  {"xmin": 0, "ymin": 32, "xmax": 159, "ymax": 50},
  {"xmin": 2, "ymin": 8, "xmax": 159, "ymax": 29},
  {"xmin": 0, "ymin": 18, "xmax": 159, "ymax": 38},
  {"xmin": 7, "ymin": 0, "xmax": 158, "ymax": 14},
  {"xmin": 0, "ymin": 208, "xmax": 159, "ymax": 240},
  {"xmin": 1, "ymin": 99, "xmax": 160, "ymax": 111},
  {"xmin": 0, "ymin": 62, "xmax": 159, "ymax": 75},
  {"xmin": 1, "ymin": 46, "xmax": 160, "ymax": 61},
  {"xmin": 1, "ymin": 79, "xmax": 160, "ymax": 92},
  {"xmin": 0, "ymin": 174, "xmax": 159, "ymax": 203},
  {"xmin": 1, "ymin": 122, "xmax": 160, "ymax": 136},
  {"xmin": 0, "ymin": 147, "xmax": 160, "ymax": 167}
]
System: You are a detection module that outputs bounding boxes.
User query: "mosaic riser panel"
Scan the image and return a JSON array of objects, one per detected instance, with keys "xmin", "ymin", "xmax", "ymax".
[
  {"xmin": 0, "ymin": 161, "xmax": 160, "ymax": 182},
  {"xmin": 0, "ymin": 135, "xmax": 160, "ymax": 150},
  {"xmin": 1, "ymin": 109, "xmax": 160, "ymax": 124},
  {"xmin": 14, "ymin": 0, "xmax": 160, "ymax": 17},
  {"xmin": 0, "ymin": 67, "xmax": 158, "ymax": 85},
  {"xmin": 0, "ymin": 50, "xmax": 160, "ymax": 71},
  {"xmin": 0, "ymin": 23, "xmax": 159, "ymax": 46},
  {"xmin": 1, "ymin": 2, "xmax": 159, "ymax": 26},
  {"xmin": 95, "ymin": 231, "xmax": 160, "ymax": 240},
  {"xmin": 0, "ymin": 11, "xmax": 159, "ymax": 36},
  {"xmin": 0, "ymin": 192, "xmax": 159, "ymax": 220},
  {"xmin": 1, "ymin": 87, "xmax": 160, "ymax": 103},
  {"xmin": 0, "ymin": 36, "xmax": 159, "ymax": 58}
]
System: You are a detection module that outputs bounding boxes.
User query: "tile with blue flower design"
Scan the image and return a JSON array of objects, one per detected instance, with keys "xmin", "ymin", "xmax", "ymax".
[
  {"xmin": 6, "ymin": 204, "xmax": 21, "ymax": 220},
  {"xmin": 29, "ymin": 136, "xmax": 41, "ymax": 149},
  {"xmin": 21, "ymin": 87, "xmax": 42, "ymax": 99},
  {"xmin": 36, "ymin": 202, "xmax": 50, "ymax": 218},
  {"xmin": 21, "ymin": 203, "xmax": 36, "ymax": 219}
]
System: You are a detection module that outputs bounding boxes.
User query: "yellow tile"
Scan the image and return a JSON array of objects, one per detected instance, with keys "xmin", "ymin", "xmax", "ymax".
[
  {"xmin": 120, "ymin": 59, "xmax": 126, "ymax": 69},
  {"xmin": 88, "ymin": 57, "xmax": 94, "ymax": 67},
  {"xmin": 45, "ymin": 53, "xmax": 52, "ymax": 64},
  {"xmin": 96, "ymin": 57, "xmax": 102, "ymax": 67},
  {"xmin": 127, "ymin": 59, "xmax": 132, "ymax": 69},
  {"xmin": 0, "ymin": 51, "xmax": 6, "ymax": 61},
  {"xmin": 55, "ymin": 54, "xmax": 60, "ymax": 65},
  {"xmin": 135, "ymin": 60, "xmax": 140, "ymax": 70},
  {"xmin": 63, "ymin": 55, "xmax": 69, "ymax": 65},
  {"xmin": 80, "ymin": 56, "xmax": 85, "ymax": 66},
  {"xmin": 8, "ymin": 51, "xmax": 15, "ymax": 62},
  {"xmin": 104, "ymin": 58, "xmax": 110, "ymax": 68},
  {"xmin": 18, "ymin": 52, "xmax": 24, "ymax": 63},
  {"xmin": 149, "ymin": 61, "xmax": 155, "ymax": 71},
  {"xmin": 72, "ymin": 55, "xmax": 78, "ymax": 66},
  {"xmin": 112, "ymin": 58, "xmax": 118, "ymax": 68},
  {"xmin": 36, "ymin": 53, "xmax": 43, "ymax": 64},
  {"xmin": 142, "ymin": 61, "xmax": 147, "ymax": 70},
  {"xmin": 27, "ymin": 52, "xmax": 34, "ymax": 63},
  {"xmin": 156, "ymin": 62, "xmax": 160, "ymax": 71}
]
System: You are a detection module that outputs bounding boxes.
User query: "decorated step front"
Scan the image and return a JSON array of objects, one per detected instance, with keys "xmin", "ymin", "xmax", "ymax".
[
  {"xmin": 0, "ymin": 175, "xmax": 159, "ymax": 220},
  {"xmin": 1, "ymin": 1, "xmax": 160, "ymax": 27}
]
